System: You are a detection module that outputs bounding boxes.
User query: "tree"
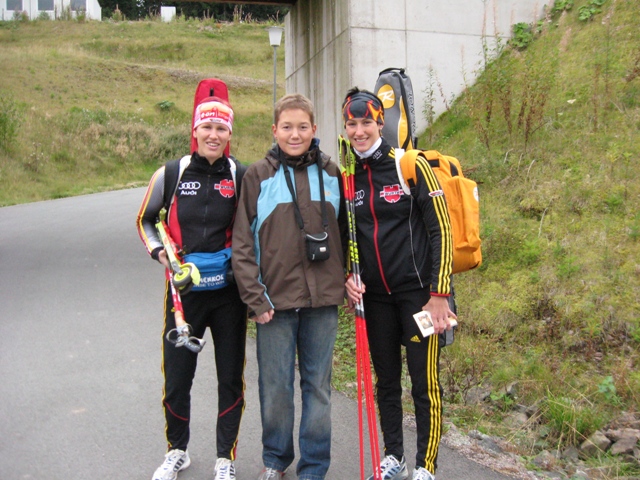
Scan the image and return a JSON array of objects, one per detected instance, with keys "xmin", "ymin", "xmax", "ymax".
[{"xmin": 98, "ymin": 0, "xmax": 289, "ymax": 21}]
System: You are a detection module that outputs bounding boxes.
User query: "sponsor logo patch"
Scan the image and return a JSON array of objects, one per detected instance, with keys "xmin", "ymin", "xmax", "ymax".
[
  {"xmin": 377, "ymin": 84, "xmax": 396, "ymax": 109},
  {"xmin": 215, "ymin": 179, "xmax": 235, "ymax": 198},
  {"xmin": 380, "ymin": 184, "xmax": 404, "ymax": 203},
  {"xmin": 179, "ymin": 181, "xmax": 201, "ymax": 196},
  {"xmin": 179, "ymin": 181, "xmax": 201, "ymax": 190},
  {"xmin": 429, "ymin": 189, "xmax": 444, "ymax": 198},
  {"xmin": 199, "ymin": 274, "xmax": 227, "ymax": 288}
]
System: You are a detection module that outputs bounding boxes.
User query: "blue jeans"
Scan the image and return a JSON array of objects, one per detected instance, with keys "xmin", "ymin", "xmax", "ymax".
[{"xmin": 256, "ymin": 306, "xmax": 338, "ymax": 480}]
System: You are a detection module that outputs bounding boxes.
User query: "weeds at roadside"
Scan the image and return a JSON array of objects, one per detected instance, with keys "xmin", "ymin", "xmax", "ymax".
[
  {"xmin": 551, "ymin": 0, "xmax": 574, "ymax": 16},
  {"xmin": 418, "ymin": 0, "xmax": 640, "ymax": 470},
  {"xmin": 578, "ymin": 0, "xmax": 607, "ymax": 22},
  {"xmin": 0, "ymin": 95, "xmax": 20, "ymax": 153},
  {"xmin": 422, "ymin": 65, "xmax": 456, "ymax": 145},
  {"xmin": 111, "ymin": 6, "xmax": 124, "ymax": 22},
  {"xmin": 542, "ymin": 389, "xmax": 607, "ymax": 449},
  {"xmin": 332, "ymin": 307, "xmax": 357, "ymax": 393},
  {"xmin": 13, "ymin": 10, "xmax": 29, "ymax": 21}
]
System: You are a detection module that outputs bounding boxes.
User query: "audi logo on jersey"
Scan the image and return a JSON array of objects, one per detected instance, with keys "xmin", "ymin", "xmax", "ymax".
[
  {"xmin": 354, "ymin": 189, "xmax": 365, "ymax": 207},
  {"xmin": 380, "ymin": 184, "xmax": 405, "ymax": 203},
  {"xmin": 180, "ymin": 181, "xmax": 201, "ymax": 190},
  {"xmin": 179, "ymin": 181, "xmax": 201, "ymax": 196},
  {"xmin": 215, "ymin": 179, "xmax": 236, "ymax": 198}
]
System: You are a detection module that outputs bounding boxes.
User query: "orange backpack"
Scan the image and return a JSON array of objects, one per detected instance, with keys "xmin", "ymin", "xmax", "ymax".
[{"xmin": 396, "ymin": 149, "xmax": 482, "ymax": 274}]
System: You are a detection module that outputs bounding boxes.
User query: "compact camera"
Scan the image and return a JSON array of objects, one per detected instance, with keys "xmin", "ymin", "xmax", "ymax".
[{"xmin": 306, "ymin": 232, "xmax": 330, "ymax": 262}]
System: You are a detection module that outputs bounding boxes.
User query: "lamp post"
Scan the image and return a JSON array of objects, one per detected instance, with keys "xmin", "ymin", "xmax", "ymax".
[{"xmin": 268, "ymin": 26, "xmax": 284, "ymax": 122}]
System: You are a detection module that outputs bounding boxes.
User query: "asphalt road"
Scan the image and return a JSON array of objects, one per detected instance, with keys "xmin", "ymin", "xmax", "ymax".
[{"xmin": 0, "ymin": 188, "xmax": 515, "ymax": 479}]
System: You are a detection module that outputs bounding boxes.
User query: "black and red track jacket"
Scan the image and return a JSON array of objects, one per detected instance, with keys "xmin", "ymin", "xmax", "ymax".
[
  {"xmin": 353, "ymin": 139, "xmax": 453, "ymax": 297},
  {"xmin": 137, "ymin": 153, "xmax": 243, "ymax": 259}
]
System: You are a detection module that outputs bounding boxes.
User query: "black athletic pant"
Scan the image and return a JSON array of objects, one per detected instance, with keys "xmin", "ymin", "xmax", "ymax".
[
  {"xmin": 363, "ymin": 288, "xmax": 443, "ymax": 474},
  {"xmin": 162, "ymin": 282, "xmax": 247, "ymax": 459}
]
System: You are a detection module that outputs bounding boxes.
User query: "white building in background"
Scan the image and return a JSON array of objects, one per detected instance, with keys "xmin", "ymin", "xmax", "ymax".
[
  {"xmin": 0, "ymin": 0, "xmax": 101, "ymax": 20},
  {"xmin": 160, "ymin": 6, "xmax": 175, "ymax": 22}
]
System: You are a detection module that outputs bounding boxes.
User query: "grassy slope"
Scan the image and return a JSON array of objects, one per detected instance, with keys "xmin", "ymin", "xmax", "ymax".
[
  {"xmin": 1, "ymin": 4, "xmax": 639, "ymax": 471},
  {"xmin": 424, "ymin": 0, "xmax": 640, "ymax": 461},
  {"xmin": 0, "ymin": 19, "xmax": 280, "ymax": 204}
]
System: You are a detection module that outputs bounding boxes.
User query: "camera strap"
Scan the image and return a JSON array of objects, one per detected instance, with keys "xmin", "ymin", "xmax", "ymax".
[{"xmin": 280, "ymin": 153, "xmax": 328, "ymax": 233}]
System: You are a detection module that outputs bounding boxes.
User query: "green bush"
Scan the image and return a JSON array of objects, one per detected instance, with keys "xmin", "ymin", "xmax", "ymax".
[
  {"xmin": 552, "ymin": 0, "xmax": 574, "ymax": 15},
  {"xmin": 543, "ymin": 393, "xmax": 606, "ymax": 447},
  {"xmin": 521, "ymin": 238, "xmax": 542, "ymax": 265},
  {"xmin": 13, "ymin": 10, "xmax": 29, "ymax": 21},
  {"xmin": 0, "ymin": 96, "xmax": 20, "ymax": 153},
  {"xmin": 578, "ymin": 0, "xmax": 606, "ymax": 21},
  {"xmin": 510, "ymin": 22, "xmax": 535, "ymax": 50},
  {"xmin": 58, "ymin": 5, "xmax": 73, "ymax": 21},
  {"xmin": 111, "ymin": 8, "xmax": 124, "ymax": 22}
]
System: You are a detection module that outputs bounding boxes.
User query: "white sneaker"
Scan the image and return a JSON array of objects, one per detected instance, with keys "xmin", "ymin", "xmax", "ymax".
[
  {"xmin": 257, "ymin": 467, "xmax": 284, "ymax": 480},
  {"xmin": 412, "ymin": 467, "xmax": 435, "ymax": 480},
  {"xmin": 152, "ymin": 449, "xmax": 191, "ymax": 480},
  {"xmin": 215, "ymin": 457, "xmax": 236, "ymax": 480},
  {"xmin": 367, "ymin": 455, "xmax": 409, "ymax": 480}
]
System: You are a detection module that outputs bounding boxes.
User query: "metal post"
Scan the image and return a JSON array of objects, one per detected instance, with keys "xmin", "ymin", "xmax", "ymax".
[
  {"xmin": 267, "ymin": 26, "xmax": 284, "ymax": 127},
  {"xmin": 273, "ymin": 44, "xmax": 277, "ymax": 123}
]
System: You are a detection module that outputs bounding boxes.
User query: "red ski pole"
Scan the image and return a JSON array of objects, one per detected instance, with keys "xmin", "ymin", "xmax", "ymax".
[{"xmin": 339, "ymin": 136, "xmax": 382, "ymax": 480}]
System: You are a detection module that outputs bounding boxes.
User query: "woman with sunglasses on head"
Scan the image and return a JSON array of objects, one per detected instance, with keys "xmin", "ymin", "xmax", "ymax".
[{"xmin": 342, "ymin": 87, "xmax": 456, "ymax": 480}]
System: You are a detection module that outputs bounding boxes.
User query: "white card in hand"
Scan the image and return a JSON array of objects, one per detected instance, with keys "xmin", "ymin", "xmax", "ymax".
[{"xmin": 413, "ymin": 310, "xmax": 458, "ymax": 338}]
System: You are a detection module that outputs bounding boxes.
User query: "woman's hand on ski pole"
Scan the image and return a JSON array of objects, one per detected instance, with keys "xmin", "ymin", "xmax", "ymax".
[
  {"xmin": 423, "ymin": 296, "xmax": 457, "ymax": 335},
  {"xmin": 158, "ymin": 249, "xmax": 170, "ymax": 270},
  {"xmin": 251, "ymin": 309, "xmax": 274, "ymax": 325},
  {"xmin": 345, "ymin": 274, "xmax": 366, "ymax": 312}
]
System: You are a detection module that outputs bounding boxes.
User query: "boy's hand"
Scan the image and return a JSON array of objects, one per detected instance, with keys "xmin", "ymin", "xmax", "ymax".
[{"xmin": 251, "ymin": 309, "xmax": 275, "ymax": 324}]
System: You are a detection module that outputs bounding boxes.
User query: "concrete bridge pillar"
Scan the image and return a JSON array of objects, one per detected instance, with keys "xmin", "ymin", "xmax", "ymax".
[{"xmin": 284, "ymin": 0, "xmax": 545, "ymax": 159}]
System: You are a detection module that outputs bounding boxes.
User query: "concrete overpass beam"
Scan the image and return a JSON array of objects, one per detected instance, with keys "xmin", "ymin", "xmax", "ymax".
[{"xmin": 284, "ymin": 0, "xmax": 545, "ymax": 159}]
